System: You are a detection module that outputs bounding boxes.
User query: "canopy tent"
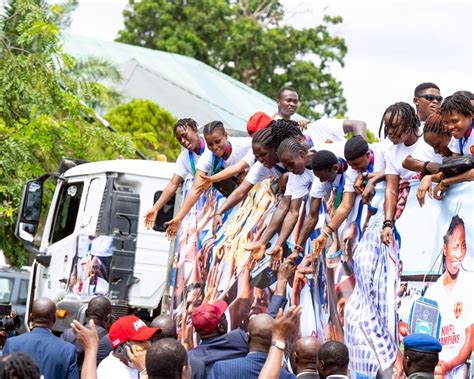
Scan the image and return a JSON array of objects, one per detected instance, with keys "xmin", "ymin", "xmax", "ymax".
[{"xmin": 62, "ymin": 34, "xmax": 302, "ymax": 135}]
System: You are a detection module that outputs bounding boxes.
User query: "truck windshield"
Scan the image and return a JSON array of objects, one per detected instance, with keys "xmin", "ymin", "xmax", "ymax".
[{"xmin": 50, "ymin": 182, "xmax": 84, "ymax": 243}]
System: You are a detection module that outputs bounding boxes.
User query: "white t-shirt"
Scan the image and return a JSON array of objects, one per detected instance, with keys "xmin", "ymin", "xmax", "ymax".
[
  {"xmin": 305, "ymin": 118, "xmax": 347, "ymax": 149},
  {"xmin": 242, "ymin": 148, "xmax": 256, "ymax": 167},
  {"xmin": 245, "ymin": 161, "xmax": 287, "ymax": 185},
  {"xmin": 175, "ymin": 148, "xmax": 205, "ymax": 179},
  {"xmin": 385, "ymin": 137, "xmax": 426, "ymax": 181},
  {"xmin": 424, "ymin": 270, "xmax": 473, "ymax": 378},
  {"xmin": 344, "ymin": 141, "xmax": 388, "ymax": 193},
  {"xmin": 196, "ymin": 137, "xmax": 251, "ymax": 174},
  {"xmin": 411, "ymin": 139, "xmax": 443, "ymax": 164},
  {"xmin": 310, "ymin": 172, "xmax": 345, "ymax": 199},
  {"xmin": 285, "ymin": 168, "xmax": 315, "ymax": 199},
  {"xmin": 447, "ymin": 127, "xmax": 474, "ymax": 156},
  {"xmin": 97, "ymin": 352, "xmax": 139, "ymax": 379}
]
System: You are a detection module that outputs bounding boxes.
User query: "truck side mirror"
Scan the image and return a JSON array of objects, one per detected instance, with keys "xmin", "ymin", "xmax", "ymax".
[{"xmin": 16, "ymin": 180, "xmax": 44, "ymax": 243}]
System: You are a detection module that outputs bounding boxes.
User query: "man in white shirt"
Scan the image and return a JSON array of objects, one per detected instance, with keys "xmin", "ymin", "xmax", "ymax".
[{"xmin": 97, "ymin": 315, "xmax": 160, "ymax": 379}]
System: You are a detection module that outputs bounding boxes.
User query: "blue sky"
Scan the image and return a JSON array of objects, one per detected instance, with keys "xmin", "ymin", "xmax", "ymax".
[{"xmin": 67, "ymin": 0, "xmax": 473, "ymax": 133}]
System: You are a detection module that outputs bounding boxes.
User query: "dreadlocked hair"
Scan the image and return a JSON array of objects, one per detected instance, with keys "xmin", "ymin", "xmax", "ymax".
[
  {"xmin": 277, "ymin": 137, "xmax": 308, "ymax": 158},
  {"xmin": 441, "ymin": 94, "xmax": 473, "ymax": 117},
  {"xmin": 424, "ymin": 112, "xmax": 449, "ymax": 137},
  {"xmin": 0, "ymin": 353, "xmax": 40, "ymax": 379},
  {"xmin": 203, "ymin": 120, "xmax": 225, "ymax": 136},
  {"xmin": 378, "ymin": 102, "xmax": 420, "ymax": 139},
  {"xmin": 173, "ymin": 118, "xmax": 198, "ymax": 136},
  {"xmin": 270, "ymin": 119, "xmax": 303, "ymax": 149}
]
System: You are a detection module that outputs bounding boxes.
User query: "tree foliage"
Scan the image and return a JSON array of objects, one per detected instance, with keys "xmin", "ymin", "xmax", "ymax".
[
  {"xmin": 117, "ymin": 0, "xmax": 348, "ymax": 120},
  {"xmin": 0, "ymin": 0, "xmax": 134, "ymax": 266},
  {"xmin": 104, "ymin": 99, "xmax": 180, "ymax": 161}
]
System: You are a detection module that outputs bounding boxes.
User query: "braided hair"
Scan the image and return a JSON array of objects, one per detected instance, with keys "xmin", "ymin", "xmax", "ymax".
[
  {"xmin": 0, "ymin": 353, "xmax": 40, "ymax": 379},
  {"xmin": 379, "ymin": 102, "xmax": 420, "ymax": 139},
  {"xmin": 441, "ymin": 94, "xmax": 473, "ymax": 117},
  {"xmin": 277, "ymin": 137, "xmax": 308, "ymax": 158},
  {"xmin": 252, "ymin": 127, "xmax": 273, "ymax": 147},
  {"xmin": 202, "ymin": 120, "xmax": 225, "ymax": 136},
  {"xmin": 270, "ymin": 119, "xmax": 303, "ymax": 149},
  {"xmin": 173, "ymin": 118, "xmax": 198, "ymax": 136},
  {"xmin": 424, "ymin": 112, "xmax": 449, "ymax": 137}
]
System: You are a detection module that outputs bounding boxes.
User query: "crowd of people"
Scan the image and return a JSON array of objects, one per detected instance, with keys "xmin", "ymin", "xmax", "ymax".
[{"xmin": 0, "ymin": 84, "xmax": 472, "ymax": 379}]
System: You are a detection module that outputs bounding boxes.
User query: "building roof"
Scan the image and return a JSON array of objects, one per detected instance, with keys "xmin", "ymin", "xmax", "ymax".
[{"xmin": 62, "ymin": 34, "xmax": 302, "ymax": 136}]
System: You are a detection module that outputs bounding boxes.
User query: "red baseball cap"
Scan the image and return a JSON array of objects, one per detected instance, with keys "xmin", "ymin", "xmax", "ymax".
[
  {"xmin": 247, "ymin": 112, "xmax": 272, "ymax": 136},
  {"xmin": 191, "ymin": 300, "xmax": 228, "ymax": 333},
  {"xmin": 109, "ymin": 315, "xmax": 160, "ymax": 348}
]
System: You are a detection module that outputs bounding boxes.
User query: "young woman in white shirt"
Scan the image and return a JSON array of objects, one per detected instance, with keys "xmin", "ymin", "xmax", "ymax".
[
  {"xmin": 165, "ymin": 120, "xmax": 251, "ymax": 237},
  {"xmin": 144, "ymin": 118, "xmax": 205, "ymax": 229}
]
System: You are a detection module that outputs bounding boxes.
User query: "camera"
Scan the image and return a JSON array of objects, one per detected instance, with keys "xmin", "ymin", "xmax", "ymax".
[{"xmin": 0, "ymin": 304, "xmax": 21, "ymax": 333}]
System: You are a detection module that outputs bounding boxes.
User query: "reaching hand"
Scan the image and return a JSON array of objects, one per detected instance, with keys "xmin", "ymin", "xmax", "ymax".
[
  {"xmin": 434, "ymin": 360, "xmax": 450, "ymax": 376},
  {"xmin": 71, "ymin": 319, "xmax": 99, "ymax": 351},
  {"xmin": 196, "ymin": 173, "xmax": 213, "ymax": 193},
  {"xmin": 433, "ymin": 183, "xmax": 448, "ymax": 200},
  {"xmin": 268, "ymin": 245, "xmax": 284, "ymax": 271},
  {"xmin": 246, "ymin": 243, "xmax": 266, "ymax": 269},
  {"xmin": 165, "ymin": 217, "xmax": 181, "ymax": 239},
  {"xmin": 276, "ymin": 259, "xmax": 296, "ymax": 281},
  {"xmin": 417, "ymin": 175, "xmax": 433, "ymax": 207},
  {"xmin": 212, "ymin": 214, "xmax": 223, "ymax": 238},
  {"xmin": 272, "ymin": 305, "xmax": 303, "ymax": 342},
  {"xmin": 381, "ymin": 226, "xmax": 393, "ymax": 246},
  {"xmin": 297, "ymin": 120, "xmax": 309, "ymax": 131},
  {"xmin": 353, "ymin": 174, "xmax": 365, "ymax": 195},
  {"xmin": 143, "ymin": 208, "xmax": 157, "ymax": 229},
  {"xmin": 314, "ymin": 233, "xmax": 328, "ymax": 257},
  {"xmin": 361, "ymin": 180, "xmax": 375, "ymax": 205},
  {"xmin": 297, "ymin": 255, "xmax": 315, "ymax": 275},
  {"xmin": 126, "ymin": 344, "xmax": 147, "ymax": 372}
]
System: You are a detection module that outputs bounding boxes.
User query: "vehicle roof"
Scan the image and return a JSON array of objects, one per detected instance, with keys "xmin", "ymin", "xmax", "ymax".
[
  {"xmin": 64, "ymin": 159, "xmax": 176, "ymax": 180},
  {"xmin": 0, "ymin": 266, "xmax": 31, "ymax": 276}
]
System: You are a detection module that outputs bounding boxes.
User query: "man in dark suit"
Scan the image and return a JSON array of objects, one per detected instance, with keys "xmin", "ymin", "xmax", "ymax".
[
  {"xmin": 317, "ymin": 341, "xmax": 349, "ymax": 379},
  {"xmin": 3, "ymin": 297, "xmax": 79, "ymax": 379},
  {"xmin": 208, "ymin": 313, "xmax": 293, "ymax": 379},
  {"xmin": 290, "ymin": 337, "xmax": 321, "ymax": 378},
  {"xmin": 61, "ymin": 295, "xmax": 113, "ymax": 369}
]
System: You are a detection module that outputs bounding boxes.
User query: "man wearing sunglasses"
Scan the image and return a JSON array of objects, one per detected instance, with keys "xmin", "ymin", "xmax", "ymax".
[{"xmin": 413, "ymin": 82, "xmax": 443, "ymax": 123}]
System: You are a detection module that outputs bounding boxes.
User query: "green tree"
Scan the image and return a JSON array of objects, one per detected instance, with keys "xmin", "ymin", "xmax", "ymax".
[
  {"xmin": 117, "ymin": 0, "xmax": 347, "ymax": 120},
  {"xmin": 104, "ymin": 99, "xmax": 180, "ymax": 161},
  {"xmin": 0, "ymin": 0, "xmax": 134, "ymax": 266}
]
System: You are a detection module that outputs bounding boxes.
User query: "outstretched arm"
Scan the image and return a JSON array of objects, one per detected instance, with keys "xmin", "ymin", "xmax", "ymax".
[
  {"xmin": 402, "ymin": 155, "xmax": 440, "ymax": 174},
  {"xmin": 343, "ymin": 119, "xmax": 367, "ymax": 139},
  {"xmin": 381, "ymin": 174, "xmax": 399, "ymax": 245},
  {"xmin": 144, "ymin": 174, "xmax": 183, "ymax": 229},
  {"xmin": 294, "ymin": 196, "xmax": 322, "ymax": 251},
  {"xmin": 258, "ymin": 195, "xmax": 291, "ymax": 246}
]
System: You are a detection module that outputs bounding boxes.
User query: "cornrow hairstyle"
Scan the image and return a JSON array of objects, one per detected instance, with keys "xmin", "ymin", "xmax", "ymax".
[
  {"xmin": 424, "ymin": 112, "xmax": 449, "ymax": 137},
  {"xmin": 277, "ymin": 137, "xmax": 308, "ymax": 158},
  {"xmin": 453, "ymin": 90, "xmax": 474, "ymax": 100},
  {"xmin": 414, "ymin": 82, "xmax": 440, "ymax": 96},
  {"xmin": 173, "ymin": 118, "xmax": 198, "ymax": 136},
  {"xmin": 252, "ymin": 127, "xmax": 273, "ymax": 148},
  {"xmin": 0, "ymin": 353, "xmax": 41, "ymax": 379},
  {"xmin": 312, "ymin": 150, "xmax": 338, "ymax": 171},
  {"xmin": 202, "ymin": 120, "xmax": 225, "ymax": 136},
  {"xmin": 441, "ymin": 94, "xmax": 474, "ymax": 117},
  {"xmin": 270, "ymin": 119, "xmax": 303, "ymax": 149},
  {"xmin": 277, "ymin": 86, "xmax": 298, "ymax": 99},
  {"xmin": 378, "ymin": 102, "xmax": 420, "ymax": 139}
]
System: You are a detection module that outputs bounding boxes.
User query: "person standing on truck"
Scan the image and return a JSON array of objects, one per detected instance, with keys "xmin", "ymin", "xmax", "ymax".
[
  {"xmin": 144, "ymin": 118, "xmax": 206, "ymax": 229},
  {"xmin": 3, "ymin": 298, "xmax": 79, "ymax": 379},
  {"xmin": 165, "ymin": 120, "xmax": 252, "ymax": 237}
]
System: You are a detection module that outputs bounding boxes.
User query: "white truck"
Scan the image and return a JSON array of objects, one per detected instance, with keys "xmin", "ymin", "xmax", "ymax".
[{"xmin": 15, "ymin": 159, "xmax": 180, "ymax": 332}]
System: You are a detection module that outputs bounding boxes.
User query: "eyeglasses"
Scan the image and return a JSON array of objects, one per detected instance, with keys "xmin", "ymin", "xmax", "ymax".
[{"xmin": 417, "ymin": 94, "xmax": 443, "ymax": 103}]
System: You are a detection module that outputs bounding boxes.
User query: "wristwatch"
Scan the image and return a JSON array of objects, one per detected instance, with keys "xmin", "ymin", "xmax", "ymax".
[{"xmin": 272, "ymin": 340, "xmax": 286, "ymax": 351}]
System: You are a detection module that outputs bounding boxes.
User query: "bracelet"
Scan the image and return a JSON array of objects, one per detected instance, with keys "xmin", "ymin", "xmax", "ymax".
[
  {"xmin": 422, "ymin": 161, "xmax": 430, "ymax": 175},
  {"xmin": 294, "ymin": 244, "xmax": 304, "ymax": 252},
  {"xmin": 326, "ymin": 249, "xmax": 342, "ymax": 259},
  {"xmin": 383, "ymin": 219, "xmax": 394, "ymax": 229},
  {"xmin": 326, "ymin": 224, "xmax": 335, "ymax": 234}
]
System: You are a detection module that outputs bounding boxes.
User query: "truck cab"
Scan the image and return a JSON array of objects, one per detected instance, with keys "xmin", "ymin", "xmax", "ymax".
[{"xmin": 15, "ymin": 159, "xmax": 178, "ymax": 331}]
